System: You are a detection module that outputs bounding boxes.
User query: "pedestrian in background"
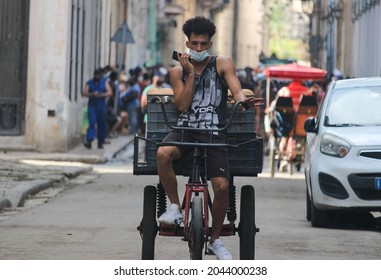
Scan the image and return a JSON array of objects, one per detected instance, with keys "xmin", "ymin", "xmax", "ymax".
[
  {"xmin": 82, "ymin": 68, "xmax": 112, "ymax": 149},
  {"xmin": 140, "ymin": 71, "xmax": 171, "ymax": 128},
  {"xmin": 119, "ymin": 77, "xmax": 140, "ymax": 135},
  {"xmin": 138, "ymin": 72, "xmax": 152, "ymax": 135}
]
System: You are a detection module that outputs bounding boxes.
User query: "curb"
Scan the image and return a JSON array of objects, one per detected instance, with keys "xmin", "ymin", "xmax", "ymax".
[
  {"xmin": 0, "ymin": 166, "xmax": 92, "ymax": 211},
  {"xmin": 0, "ymin": 136, "xmax": 134, "ymax": 212},
  {"xmin": 5, "ymin": 179, "xmax": 53, "ymax": 208}
]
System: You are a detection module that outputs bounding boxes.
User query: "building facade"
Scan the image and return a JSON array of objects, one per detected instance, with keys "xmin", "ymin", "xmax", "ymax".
[
  {"xmin": 166, "ymin": 0, "xmax": 267, "ymax": 69},
  {"xmin": 0, "ymin": 0, "xmax": 270, "ymax": 152},
  {"xmin": 309, "ymin": 0, "xmax": 381, "ymax": 80},
  {"xmin": 0, "ymin": 0, "xmax": 128, "ymax": 152}
]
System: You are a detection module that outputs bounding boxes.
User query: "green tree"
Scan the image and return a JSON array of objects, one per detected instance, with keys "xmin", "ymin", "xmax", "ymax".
[{"xmin": 269, "ymin": 0, "xmax": 306, "ymax": 61}]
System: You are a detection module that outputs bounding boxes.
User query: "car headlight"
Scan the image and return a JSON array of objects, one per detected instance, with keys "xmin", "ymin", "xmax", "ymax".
[{"xmin": 320, "ymin": 133, "xmax": 351, "ymax": 158}]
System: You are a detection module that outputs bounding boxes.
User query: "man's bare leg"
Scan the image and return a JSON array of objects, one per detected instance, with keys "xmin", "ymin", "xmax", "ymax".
[
  {"xmin": 157, "ymin": 146, "xmax": 182, "ymax": 208},
  {"xmin": 209, "ymin": 177, "xmax": 229, "ymax": 242}
]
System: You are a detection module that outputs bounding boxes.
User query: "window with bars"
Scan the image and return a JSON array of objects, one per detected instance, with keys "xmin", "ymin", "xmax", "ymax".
[{"xmin": 69, "ymin": 0, "xmax": 85, "ymax": 103}]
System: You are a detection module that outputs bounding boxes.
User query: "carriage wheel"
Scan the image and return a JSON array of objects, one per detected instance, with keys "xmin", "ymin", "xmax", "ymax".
[{"xmin": 269, "ymin": 135, "xmax": 277, "ymax": 177}]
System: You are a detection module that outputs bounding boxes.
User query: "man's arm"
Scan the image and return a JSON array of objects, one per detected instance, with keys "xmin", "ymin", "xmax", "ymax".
[
  {"xmin": 104, "ymin": 81, "xmax": 113, "ymax": 98},
  {"xmin": 82, "ymin": 83, "xmax": 91, "ymax": 98},
  {"xmin": 217, "ymin": 56, "xmax": 263, "ymax": 107}
]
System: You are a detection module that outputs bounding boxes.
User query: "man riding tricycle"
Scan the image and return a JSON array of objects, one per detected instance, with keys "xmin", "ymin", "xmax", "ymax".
[{"xmin": 133, "ymin": 16, "xmax": 263, "ymax": 260}]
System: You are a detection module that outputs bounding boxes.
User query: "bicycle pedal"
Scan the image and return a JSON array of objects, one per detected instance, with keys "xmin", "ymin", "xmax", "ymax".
[{"xmin": 206, "ymin": 249, "xmax": 215, "ymax": 256}]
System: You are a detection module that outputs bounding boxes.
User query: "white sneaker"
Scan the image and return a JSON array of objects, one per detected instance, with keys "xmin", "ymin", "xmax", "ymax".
[
  {"xmin": 207, "ymin": 238, "xmax": 233, "ymax": 260},
  {"xmin": 157, "ymin": 204, "xmax": 184, "ymax": 224}
]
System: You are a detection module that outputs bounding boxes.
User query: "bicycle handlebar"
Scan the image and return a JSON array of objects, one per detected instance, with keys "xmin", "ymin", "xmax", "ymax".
[{"xmin": 150, "ymin": 96, "xmax": 250, "ymax": 133}]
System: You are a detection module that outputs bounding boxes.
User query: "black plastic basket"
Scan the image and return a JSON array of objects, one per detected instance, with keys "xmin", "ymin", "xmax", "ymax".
[
  {"xmin": 146, "ymin": 94, "xmax": 179, "ymax": 133},
  {"xmin": 133, "ymin": 133, "xmax": 263, "ymax": 177}
]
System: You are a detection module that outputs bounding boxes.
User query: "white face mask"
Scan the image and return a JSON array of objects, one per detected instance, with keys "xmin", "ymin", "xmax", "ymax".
[{"xmin": 189, "ymin": 49, "xmax": 210, "ymax": 62}]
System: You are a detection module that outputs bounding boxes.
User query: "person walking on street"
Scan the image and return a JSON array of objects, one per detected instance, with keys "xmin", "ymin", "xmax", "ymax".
[
  {"xmin": 82, "ymin": 68, "xmax": 112, "ymax": 149},
  {"xmin": 138, "ymin": 72, "xmax": 153, "ymax": 134},
  {"xmin": 156, "ymin": 16, "xmax": 263, "ymax": 260}
]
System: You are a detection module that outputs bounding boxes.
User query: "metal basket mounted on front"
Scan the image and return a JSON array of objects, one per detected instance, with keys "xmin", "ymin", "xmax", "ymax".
[{"xmin": 133, "ymin": 133, "xmax": 263, "ymax": 177}]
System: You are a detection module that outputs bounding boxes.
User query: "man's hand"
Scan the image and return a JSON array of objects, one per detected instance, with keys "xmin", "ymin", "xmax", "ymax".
[
  {"xmin": 243, "ymin": 96, "xmax": 264, "ymax": 108},
  {"xmin": 179, "ymin": 53, "xmax": 194, "ymax": 75}
]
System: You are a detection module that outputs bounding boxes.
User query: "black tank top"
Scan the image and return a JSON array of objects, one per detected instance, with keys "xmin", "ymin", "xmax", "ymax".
[{"xmin": 177, "ymin": 56, "xmax": 228, "ymax": 134}]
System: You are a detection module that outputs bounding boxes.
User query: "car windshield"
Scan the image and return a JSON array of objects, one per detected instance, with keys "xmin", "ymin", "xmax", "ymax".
[{"xmin": 325, "ymin": 86, "xmax": 381, "ymax": 126}]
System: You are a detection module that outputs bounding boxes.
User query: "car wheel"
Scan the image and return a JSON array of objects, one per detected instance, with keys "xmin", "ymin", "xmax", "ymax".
[{"xmin": 311, "ymin": 196, "xmax": 329, "ymax": 228}]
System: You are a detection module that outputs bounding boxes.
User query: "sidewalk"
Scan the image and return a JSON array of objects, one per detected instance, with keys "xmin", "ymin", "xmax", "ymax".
[{"xmin": 0, "ymin": 135, "xmax": 134, "ymax": 211}]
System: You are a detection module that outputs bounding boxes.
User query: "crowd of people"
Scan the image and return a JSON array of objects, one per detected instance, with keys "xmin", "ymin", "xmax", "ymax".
[{"xmin": 82, "ymin": 63, "xmax": 172, "ymax": 149}]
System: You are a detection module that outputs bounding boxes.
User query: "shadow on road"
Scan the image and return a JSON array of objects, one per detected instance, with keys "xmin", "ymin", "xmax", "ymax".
[{"xmin": 325, "ymin": 211, "xmax": 381, "ymax": 232}]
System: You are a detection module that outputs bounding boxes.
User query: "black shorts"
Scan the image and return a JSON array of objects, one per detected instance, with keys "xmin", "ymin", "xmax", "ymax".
[{"xmin": 162, "ymin": 130, "xmax": 230, "ymax": 179}]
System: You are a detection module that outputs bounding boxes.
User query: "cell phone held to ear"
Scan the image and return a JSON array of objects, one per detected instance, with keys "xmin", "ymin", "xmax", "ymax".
[{"xmin": 172, "ymin": 51, "xmax": 190, "ymax": 62}]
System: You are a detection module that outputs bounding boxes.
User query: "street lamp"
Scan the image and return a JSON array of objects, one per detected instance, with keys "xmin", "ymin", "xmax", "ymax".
[{"xmin": 326, "ymin": 1, "xmax": 342, "ymax": 23}]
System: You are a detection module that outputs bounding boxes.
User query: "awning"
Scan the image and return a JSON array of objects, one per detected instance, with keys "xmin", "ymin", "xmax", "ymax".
[{"xmin": 264, "ymin": 62, "xmax": 327, "ymax": 81}]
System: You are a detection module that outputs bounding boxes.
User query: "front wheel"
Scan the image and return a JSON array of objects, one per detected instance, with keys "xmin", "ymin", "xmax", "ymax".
[
  {"xmin": 141, "ymin": 185, "xmax": 158, "ymax": 260},
  {"xmin": 311, "ymin": 196, "xmax": 329, "ymax": 228},
  {"xmin": 239, "ymin": 185, "xmax": 256, "ymax": 260},
  {"xmin": 189, "ymin": 196, "xmax": 204, "ymax": 260}
]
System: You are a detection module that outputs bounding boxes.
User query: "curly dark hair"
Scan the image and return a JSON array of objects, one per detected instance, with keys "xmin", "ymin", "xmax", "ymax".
[{"xmin": 182, "ymin": 16, "xmax": 216, "ymax": 39}]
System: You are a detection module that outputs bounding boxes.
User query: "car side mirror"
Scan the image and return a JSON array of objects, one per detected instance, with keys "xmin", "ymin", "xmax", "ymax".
[{"xmin": 304, "ymin": 117, "xmax": 317, "ymax": 133}]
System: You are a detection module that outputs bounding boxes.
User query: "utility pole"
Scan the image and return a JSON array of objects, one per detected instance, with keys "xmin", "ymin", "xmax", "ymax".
[
  {"xmin": 232, "ymin": 0, "xmax": 238, "ymax": 65},
  {"xmin": 147, "ymin": 0, "xmax": 157, "ymax": 67}
]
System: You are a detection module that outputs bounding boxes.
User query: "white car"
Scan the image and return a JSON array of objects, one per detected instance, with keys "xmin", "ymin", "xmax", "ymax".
[{"xmin": 304, "ymin": 77, "xmax": 381, "ymax": 227}]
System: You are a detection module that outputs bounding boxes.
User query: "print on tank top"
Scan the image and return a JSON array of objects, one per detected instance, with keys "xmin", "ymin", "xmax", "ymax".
[{"xmin": 177, "ymin": 57, "xmax": 227, "ymax": 134}]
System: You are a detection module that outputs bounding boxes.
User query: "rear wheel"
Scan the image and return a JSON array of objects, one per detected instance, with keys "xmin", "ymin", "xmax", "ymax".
[
  {"xmin": 239, "ymin": 185, "xmax": 256, "ymax": 260},
  {"xmin": 141, "ymin": 185, "xmax": 158, "ymax": 260},
  {"xmin": 189, "ymin": 196, "xmax": 203, "ymax": 260},
  {"xmin": 296, "ymin": 162, "xmax": 302, "ymax": 172}
]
